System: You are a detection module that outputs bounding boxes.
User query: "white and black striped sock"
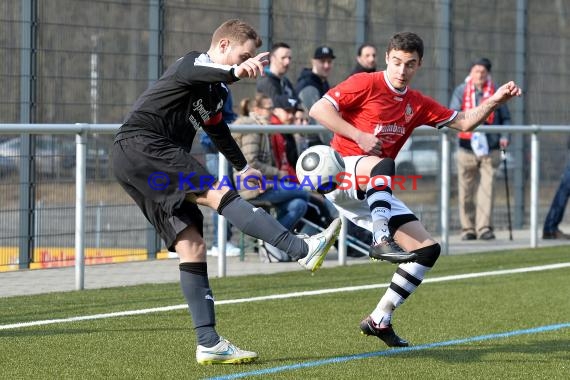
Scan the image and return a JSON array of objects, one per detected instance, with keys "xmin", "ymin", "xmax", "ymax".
[
  {"xmin": 371, "ymin": 262, "xmax": 430, "ymax": 326},
  {"xmin": 366, "ymin": 176, "xmax": 393, "ymax": 243}
]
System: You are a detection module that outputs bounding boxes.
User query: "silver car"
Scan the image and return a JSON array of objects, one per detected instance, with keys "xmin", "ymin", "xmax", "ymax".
[{"xmin": 395, "ymin": 135, "xmax": 514, "ymax": 178}]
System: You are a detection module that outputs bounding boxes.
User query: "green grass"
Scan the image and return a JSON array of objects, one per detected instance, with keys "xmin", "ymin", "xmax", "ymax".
[{"xmin": 1, "ymin": 247, "xmax": 570, "ymax": 379}]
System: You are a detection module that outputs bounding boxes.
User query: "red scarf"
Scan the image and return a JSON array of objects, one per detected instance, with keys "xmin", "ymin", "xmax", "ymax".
[
  {"xmin": 457, "ymin": 76, "xmax": 495, "ymax": 139},
  {"xmin": 270, "ymin": 115, "xmax": 298, "ymax": 182}
]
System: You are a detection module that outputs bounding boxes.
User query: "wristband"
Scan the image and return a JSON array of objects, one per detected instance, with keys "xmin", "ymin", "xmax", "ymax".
[
  {"xmin": 238, "ymin": 164, "xmax": 250, "ymax": 174},
  {"xmin": 230, "ymin": 65, "xmax": 240, "ymax": 81}
]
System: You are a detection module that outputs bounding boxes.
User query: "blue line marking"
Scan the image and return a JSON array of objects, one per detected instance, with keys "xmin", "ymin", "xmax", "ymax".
[{"xmin": 205, "ymin": 322, "xmax": 570, "ymax": 380}]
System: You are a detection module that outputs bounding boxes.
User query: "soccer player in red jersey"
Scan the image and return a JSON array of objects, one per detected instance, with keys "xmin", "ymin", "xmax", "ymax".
[{"xmin": 310, "ymin": 31, "xmax": 522, "ymax": 347}]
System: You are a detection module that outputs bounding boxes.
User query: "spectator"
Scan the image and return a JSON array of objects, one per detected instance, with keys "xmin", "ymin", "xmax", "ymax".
[
  {"xmin": 293, "ymin": 108, "xmax": 310, "ymax": 153},
  {"xmin": 449, "ymin": 58, "xmax": 511, "ymax": 241},
  {"xmin": 296, "ymin": 45, "xmax": 336, "ymax": 146},
  {"xmin": 199, "ymin": 87, "xmax": 240, "ymax": 256},
  {"xmin": 543, "ymin": 144, "xmax": 570, "ymax": 239},
  {"xmin": 232, "ymin": 94, "xmax": 310, "ymax": 261},
  {"xmin": 349, "ymin": 43, "xmax": 377, "ymax": 76},
  {"xmin": 256, "ymin": 42, "xmax": 298, "ymax": 101},
  {"xmin": 294, "ymin": 108, "xmax": 309, "ymax": 125},
  {"xmin": 270, "ymin": 95, "xmax": 300, "ymax": 180}
]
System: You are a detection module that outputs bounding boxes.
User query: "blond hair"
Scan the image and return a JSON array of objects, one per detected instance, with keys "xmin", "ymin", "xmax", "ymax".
[{"xmin": 211, "ymin": 19, "xmax": 262, "ymax": 48}]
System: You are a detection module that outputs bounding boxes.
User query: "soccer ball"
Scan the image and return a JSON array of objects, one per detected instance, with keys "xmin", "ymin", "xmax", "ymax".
[{"xmin": 296, "ymin": 145, "xmax": 345, "ymax": 194}]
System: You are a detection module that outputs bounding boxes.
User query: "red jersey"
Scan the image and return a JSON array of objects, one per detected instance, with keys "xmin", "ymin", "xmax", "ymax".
[{"xmin": 325, "ymin": 71, "xmax": 457, "ymax": 158}]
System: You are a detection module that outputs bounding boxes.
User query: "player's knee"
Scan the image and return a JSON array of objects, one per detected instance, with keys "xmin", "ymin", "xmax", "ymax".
[
  {"xmin": 371, "ymin": 158, "xmax": 395, "ymax": 177},
  {"xmin": 412, "ymin": 243, "xmax": 441, "ymax": 268}
]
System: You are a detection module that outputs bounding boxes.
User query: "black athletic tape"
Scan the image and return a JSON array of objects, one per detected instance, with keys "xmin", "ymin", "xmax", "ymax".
[
  {"xmin": 412, "ymin": 243, "xmax": 441, "ymax": 268},
  {"xmin": 366, "ymin": 186, "xmax": 393, "ymax": 198},
  {"xmin": 179, "ymin": 262, "xmax": 208, "ymax": 276},
  {"xmin": 216, "ymin": 190, "xmax": 240, "ymax": 214},
  {"xmin": 387, "ymin": 214, "xmax": 419, "ymax": 236},
  {"xmin": 371, "ymin": 158, "xmax": 395, "ymax": 177},
  {"xmin": 369, "ymin": 200, "xmax": 392, "ymax": 211}
]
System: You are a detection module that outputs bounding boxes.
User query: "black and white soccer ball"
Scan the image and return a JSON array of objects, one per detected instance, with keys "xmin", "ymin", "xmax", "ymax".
[{"xmin": 296, "ymin": 145, "xmax": 345, "ymax": 194}]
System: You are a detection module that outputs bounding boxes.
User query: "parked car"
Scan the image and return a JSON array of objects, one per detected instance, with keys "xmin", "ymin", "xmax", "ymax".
[
  {"xmin": 0, "ymin": 135, "xmax": 110, "ymax": 179},
  {"xmin": 396, "ymin": 136, "xmax": 447, "ymax": 177},
  {"xmin": 395, "ymin": 135, "xmax": 514, "ymax": 178},
  {"xmin": 0, "ymin": 155, "xmax": 18, "ymax": 176},
  {"xmin": 0, "ymin": 136, "xmax": 68, "ymax": 176}
]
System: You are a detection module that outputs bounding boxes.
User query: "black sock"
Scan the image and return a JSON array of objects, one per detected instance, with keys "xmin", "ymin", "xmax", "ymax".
[
  {"xmin": 219, "ymin": 193, "xmax": 308, "ymax": 260},
  {"xmin": 179, "ymin": 262, "xmax": 219, "ymax": 347}
]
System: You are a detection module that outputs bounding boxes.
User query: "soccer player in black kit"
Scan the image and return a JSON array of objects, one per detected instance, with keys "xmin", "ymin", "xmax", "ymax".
[{"xmin": 112, "ymin": 19, "xmax": 340, "ymax": 365}]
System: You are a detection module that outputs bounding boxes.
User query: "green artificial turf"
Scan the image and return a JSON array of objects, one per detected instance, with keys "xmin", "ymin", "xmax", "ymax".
[{"xmin": 1, "ymin": 246, "xmax": 569, "ymax": 379}]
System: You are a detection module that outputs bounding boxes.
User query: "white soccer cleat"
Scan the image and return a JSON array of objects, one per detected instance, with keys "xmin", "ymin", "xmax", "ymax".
[
  {"xmin": 196, "ymin": 337, "xmax": 258, "ymax": 365},
  {"xmin": 297, "ymin": 218, "xmax": 341, "ymax": 272}
]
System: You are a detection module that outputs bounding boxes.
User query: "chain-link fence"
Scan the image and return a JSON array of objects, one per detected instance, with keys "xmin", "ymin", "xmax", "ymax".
[{"xmin": 1, "ymin": 0, "xmax": 569, "ymax": 270}]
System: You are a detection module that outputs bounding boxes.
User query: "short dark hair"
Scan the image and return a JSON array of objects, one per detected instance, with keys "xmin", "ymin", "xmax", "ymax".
[
  {"xmin": 357, "ymin": 43, "xmax": 375, "ymax": 56},
  {"xmin": 271, "ymin": 42, "xmax": 291, "ymax": 55},
  {"xmin": 471, "ymin": 57, "xmax": 492, "ymax": 72},
  {"xmin": 387, "ymin": 32, "xmax": 424, "ymax": 60}
]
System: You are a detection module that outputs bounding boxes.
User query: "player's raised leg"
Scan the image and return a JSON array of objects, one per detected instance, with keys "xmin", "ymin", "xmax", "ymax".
[{"xmin": 200, "ymin": 189, "xmax": 341, "ymax": 271}]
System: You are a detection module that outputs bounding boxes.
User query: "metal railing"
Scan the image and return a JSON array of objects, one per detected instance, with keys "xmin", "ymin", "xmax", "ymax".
[{"xmin": 1, "ymin": 123, "xmax": 568, "ymax": 288}]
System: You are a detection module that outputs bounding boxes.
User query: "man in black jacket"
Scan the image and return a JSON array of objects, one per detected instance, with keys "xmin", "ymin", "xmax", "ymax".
[
  {"xmin": 256, "ymin": 42, "xmax": 298, "ymax": 102},
  {"xmin": 112, "ymin": 19, "xmax": 340, "ymax": 365},
  {"xmin": 296, "ymin": 45, "xmax": 335, "ymax": 145},
  {"xmin": 349, "ymin": 43, "xmax": 377, "ymax": 76}
]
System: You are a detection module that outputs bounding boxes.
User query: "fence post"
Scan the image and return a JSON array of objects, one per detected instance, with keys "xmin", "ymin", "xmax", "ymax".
[
  {"xmin": 440, "ymin": 130, "xmax": 451, "ymax": 255},
  {"xmin": 355, "ymin": 0, "xmax": 368, "ymax": 47},
  {"xmin": 18, "ymin": 134, "xmax": 35, "ymax": 269},
  {"xmin": 34, "ymin": 200, "xmax": 41, "ymax": 251},
  {"xmin": 75, "ymin": 128, "xmax": 87, "ymax": 290},
  {"xmin": 259, "ymin": 0, "xmax": 272, "ymax": 53},
  {"xmin": 338, "ymin": 215, "xmax": 348, "ymax": 266},
  {"xmin": 513, "ymin": 0, "xmax": 528, "ymax": 228},
  {"xmin": 217, "ymin": 153, "xmax": 229, "ymax": 278},
  {"xmin": 530, "ymin": 130, "xmax": 539, "ymax": 248},
  {"xmin": 18, "ymin": 0, "xmax": 37, "ymax": 269},
  {"xmin": 95, "ymin": 201, "xmax": 102, "ymax": 249},
  {"xmin": 148, "ymin": 0, "xmax": 164, "ymax": 82}
]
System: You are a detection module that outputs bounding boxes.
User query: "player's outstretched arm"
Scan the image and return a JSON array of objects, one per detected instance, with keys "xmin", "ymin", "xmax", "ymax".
[{"xmin": 448, "ymin": 81, "xmax": 522, "ymax": 132}]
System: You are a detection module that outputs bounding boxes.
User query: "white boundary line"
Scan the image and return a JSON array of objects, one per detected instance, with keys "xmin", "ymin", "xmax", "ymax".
[{"xmin": 1, "ymin": 262, "xmax": 569, "ymax": 330}]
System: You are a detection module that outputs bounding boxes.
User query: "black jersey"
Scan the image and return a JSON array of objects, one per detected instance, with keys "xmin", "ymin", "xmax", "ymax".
[{"xmin": 117, "ymin": 51, "xmax": 247, "ymax": 169}]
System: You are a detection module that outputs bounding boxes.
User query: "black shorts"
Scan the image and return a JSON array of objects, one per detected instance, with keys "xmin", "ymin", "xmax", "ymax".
[{"xmin": 112, "ymin": 133, "xmax": 212, "ymax": 250}]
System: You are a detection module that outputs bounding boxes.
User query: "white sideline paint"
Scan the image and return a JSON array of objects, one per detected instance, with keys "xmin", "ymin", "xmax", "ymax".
[{"xmin": 1, "ymin": 262, "xmax": 569, "ymax": 331}]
